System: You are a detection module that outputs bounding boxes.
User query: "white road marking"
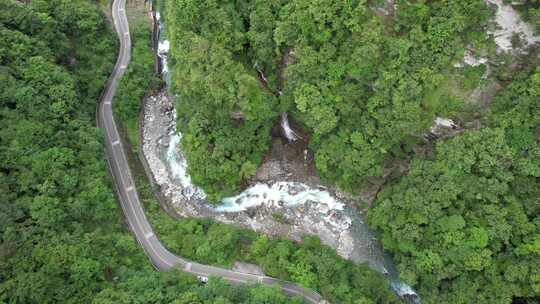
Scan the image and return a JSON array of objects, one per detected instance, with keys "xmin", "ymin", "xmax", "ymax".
[
  {"xmin": 104, "ymin": 1, "xmax": 173, "ymax": 270},
  {"xmin": 125, "ymin": 193, "xmax": 174, "ymax": 268}
]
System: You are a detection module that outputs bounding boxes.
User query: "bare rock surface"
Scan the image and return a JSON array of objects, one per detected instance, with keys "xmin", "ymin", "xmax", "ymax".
[
  {"xmin": 232, "ymin": 262, "xmax": 265, "ymax": 276},
  {"xmin": 141, "ymin": 90, "xmax": 395, "ymax": 273},
  {"xmin": 485, "ymin": 0, "xmax": 539, "ymax": 53}
]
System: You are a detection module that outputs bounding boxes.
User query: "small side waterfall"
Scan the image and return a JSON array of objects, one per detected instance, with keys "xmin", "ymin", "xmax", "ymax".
[
  {"xmin": 157, "ymin": 39, "xmax": 169, "ymax": 74},
  {"xmin": 257, "ymin": 69, "xmax": 268, "ymax": 83},
  {"xmin": 155, "ymin": 12, "xmax": 171, "ymax": 84},
  {"xmin": 392, "ymin": 282, "xmax": 419, "ymax": 300},
  {"xmin": 280, "ymin": 112, "xmax": 300, "ymax": 142}
]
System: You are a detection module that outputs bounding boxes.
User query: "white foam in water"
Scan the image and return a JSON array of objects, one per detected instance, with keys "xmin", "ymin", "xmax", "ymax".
[
  {"xmin": 155, "ymin": 10, "xmax": 417, "ymax": 299},
  {"xmin": 434, "ymin": 117, "xmax": 456, "ymax": 129},
  {"xmin": 166, "ymin": 132, "xmax": 349, "ymax": 227},
  {"xmin": 216, "ymin": 182, "xmax": 344, "ymax": 212},
  {"xmin": 158, "ymin": 40, "xmax": 170, "ymax": 53},
  {"xmin": 165, "ymin": 128, "xmax": 348, "ymax": 223},
  {"xmin": 280, "ymin": 112, "xmax": 300, "ymax": 142},
  {"xmin": 454, "ymin": 50, "xmax": 488, "ymax": 68},
  {"xmin": 391, "ymin": 282, "xmax": 419, "ymax": 300},
  {"xmin": 485, "ymin": 0, "xmax": 539, "ymax": 52},
  {"xmin": 166, "ymin": 111, "xmax": 206, "ymax": 200},
  {"xmin": 463, "ymin": 51, "xmax": 488, "ymax": 67}
]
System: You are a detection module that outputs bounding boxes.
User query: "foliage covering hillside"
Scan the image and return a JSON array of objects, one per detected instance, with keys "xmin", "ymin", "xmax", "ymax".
[
  {"xmin": 114, "ymin": 25, "xmax": 163, "ymax": 147},
  {"xmin": 516, "ymin": 0, "xmax": 540, "ymax": 29},
  {"xmin": 2, "ymin": 0, "xmax": 538, "ymax": 303},
  {"xmin": 368, "ymin": 68, "xmax": 540, "ymax": 304},
  {"xmin": 166, "ymin": 0, "xmax": 491, "ymax": 200},
  {"xmin": 151, "ymin": 216, "xmax": 398, "ymax": 303}
]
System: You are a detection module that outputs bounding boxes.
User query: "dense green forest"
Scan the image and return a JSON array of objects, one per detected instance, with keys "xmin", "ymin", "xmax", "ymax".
[
  {"xmin": 151, "ymin": 216, "xmax": 398, "ymax": 303},
  {"xmin": 368, "ymin": 68, "xmax": 540, "ymax": 303},
  {"xmin": 114, "ymin": 24, "xmax": 163, "ymax": 147},
  {"xmin": 166, "ymin": 0, "xmax": 491, "ymax": 201},
  {"xmin": 518, "ymin": 0, "xmax": 540, "ymax": 29},
  {"xmin": 0, "ymin": 1, "xmax": 316, "ymax": 303}
]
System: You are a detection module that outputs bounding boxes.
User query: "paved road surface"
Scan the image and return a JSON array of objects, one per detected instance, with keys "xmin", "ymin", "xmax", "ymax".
[{"xmin": 97, "ymin": 0, "xmax": 324, "ymax": 303}]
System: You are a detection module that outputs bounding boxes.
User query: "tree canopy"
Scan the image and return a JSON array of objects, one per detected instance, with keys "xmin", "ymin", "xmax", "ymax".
[
  {"xmin": 110, "ymin": 9, "xmax": 399, "ymax": 303},
  {"xmin": 152, "ymin": 216, "xmax": 398, "ymax": 303},
  {"xmin": 368, "ymin": 68, "xmax": 540, "ymax": 304},
  {"xmin": 166, "ymin": 0, "xmax": 491, "ymax": 199}
]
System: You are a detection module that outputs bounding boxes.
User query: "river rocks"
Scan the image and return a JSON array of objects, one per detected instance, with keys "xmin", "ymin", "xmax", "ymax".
[
  {"xmin": 372, "ymin": 0, "xmax": 396, "ymax": 17},
  {"xmin": 140, "ymin": 89, "xmax": 394, "ymax": 273},
  {"xmin": 454, "ymin": 49, "xmax": 489, "ymax": 68},
  {"xmin": 425, "ymin": 117, "xmax": 461, "ymax": 141},
  {"xmin": 263, "ymin": 156, "xmax": 287, "ymax": 183},
  {"xmin": 485, "ymin": 0, "xmax": 539, "ymax": 53},
  {"xmin": 232, "ymin": 262, "xmax": 265, "ymax": 276}
]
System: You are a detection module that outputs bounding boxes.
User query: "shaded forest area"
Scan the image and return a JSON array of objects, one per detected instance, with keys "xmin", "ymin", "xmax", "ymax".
[
  {"xmin": 0, "ymin": 0, "xmax": 537, "ymax": 304},
  {"xmin": 368, "ymin": 68, "xmax": 540, "ymax": 303}
]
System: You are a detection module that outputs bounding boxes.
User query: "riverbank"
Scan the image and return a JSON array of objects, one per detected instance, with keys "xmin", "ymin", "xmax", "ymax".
[{"xmin": 141, "ymin": 89, "xmax": 366, "ymax": 260}]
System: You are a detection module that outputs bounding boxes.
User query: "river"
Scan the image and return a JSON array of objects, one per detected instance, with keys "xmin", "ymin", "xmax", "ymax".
[{"xmin": 145, "ymin": 8, "xmax": 420, "ymax": 300}]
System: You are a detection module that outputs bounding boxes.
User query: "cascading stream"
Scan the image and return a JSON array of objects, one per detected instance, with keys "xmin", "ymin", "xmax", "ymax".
[{"xmin": 280, "ymin": 112, "xmax": 300, "ymax": 142}]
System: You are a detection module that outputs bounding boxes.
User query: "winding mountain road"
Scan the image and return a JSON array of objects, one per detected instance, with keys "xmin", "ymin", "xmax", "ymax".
[{"xmin": 97, "ymin": 0, "xmax": 324, "ymax": 303}]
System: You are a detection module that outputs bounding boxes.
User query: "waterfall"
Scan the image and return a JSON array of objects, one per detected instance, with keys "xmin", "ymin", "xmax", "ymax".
[
  {"xmin": 155, "ymin": 11, "xmax": 171, "ymax": 84},
  {"xmin": 157, "ymin": 39, "xmax": 169, "ymax": 75},
  {"xmin": 280, "ymin": 112, "xmax": 300, "ymax": 142},
  {"xmin": 392, "ymin": 282, "xmax": 420, "ymax": 303},
  {"xmin": 257, "ymin": 69, "xmax": 268, "ymax": 83}
]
